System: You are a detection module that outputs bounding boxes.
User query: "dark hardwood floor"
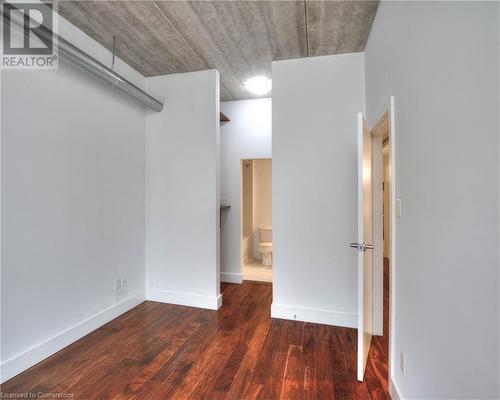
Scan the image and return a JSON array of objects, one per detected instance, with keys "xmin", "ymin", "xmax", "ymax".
[{"xmin": 1, "ymin": 264, "xmax": 390, "ymax": 399}]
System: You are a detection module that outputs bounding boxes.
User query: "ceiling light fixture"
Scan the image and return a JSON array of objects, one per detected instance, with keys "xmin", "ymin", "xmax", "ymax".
[{"xmin": 244, "ymin": 76, "xmax": 272, "ymax": 96}]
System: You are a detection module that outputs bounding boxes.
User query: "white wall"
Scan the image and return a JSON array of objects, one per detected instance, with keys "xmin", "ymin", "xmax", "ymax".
[
  {"xmin": 241, "ymin": 160, "xmax": 254, "ymax": 238},
  {"xmin": 365, "ymin": 2, "xmax": 499, "ymax": 399},
  {"xmin": 272, "ymin": 53, "xmax": 365, "ymax": 328},
  {"xmin": 1, "ymin": 13, "xmax": 147, "ymax": 382},
  {"xmin": 220, "ymin": 99, "xmax": 272, "ymax": 283},
  {"xmin": 251, "ymin": 159, "xmax": 272, "ymax": 260},
  {"xmin": 145, "ymin": 70, "xmax": 221, "ymax": 309}
]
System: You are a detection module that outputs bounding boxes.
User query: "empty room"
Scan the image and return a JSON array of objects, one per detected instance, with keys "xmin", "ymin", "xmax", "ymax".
[{"xmin": 1, "ymin": 1, "xmax": 499, "ymax": 399}]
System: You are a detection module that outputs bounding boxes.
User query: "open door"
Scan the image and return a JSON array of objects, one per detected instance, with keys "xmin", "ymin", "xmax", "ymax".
[{"xmin": 351, "ymin": 113, "xmax": 374, "ymax": 381}]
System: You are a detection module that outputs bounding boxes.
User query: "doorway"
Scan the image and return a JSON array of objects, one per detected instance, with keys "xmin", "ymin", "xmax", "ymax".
[
  {"xmin": 371, "ymin": 99, "xmax": 396, "ymax": 392},
  {"xmin": 356, "ymin": 97, "xmax": 396, "ymax": 389},
  {"xmin": 240, "ymin": 158, "xmax": 272, "ymax": 283}
]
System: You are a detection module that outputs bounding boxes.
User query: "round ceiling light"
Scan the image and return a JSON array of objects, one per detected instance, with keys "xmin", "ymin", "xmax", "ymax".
[{"xmin": 244, "ymin": 76, "xmax": 272, "ymax": 96}]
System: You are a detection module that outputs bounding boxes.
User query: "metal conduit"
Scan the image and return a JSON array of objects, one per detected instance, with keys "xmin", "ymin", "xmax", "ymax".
[{"xmin": 3, "ymin": 5, "xmax": 164, "ymax": 112}]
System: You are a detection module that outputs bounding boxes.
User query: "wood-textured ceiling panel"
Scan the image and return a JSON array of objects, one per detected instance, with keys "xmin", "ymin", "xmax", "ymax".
[
  {"xmin": 156, "ymin": 1, "xmax": 307, "ymax": 100},
  {"xmin": 57, "ymin": 1, "xmax": 208, "ymax": 76},
  {"xmin": 306, "ymin": 1, "xmax": 379, "ymax": 56}
]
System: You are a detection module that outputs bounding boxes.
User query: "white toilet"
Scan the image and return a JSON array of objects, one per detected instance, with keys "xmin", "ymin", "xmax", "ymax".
[{"xmin": 258, "ymin": 228, "xmax": 273, "ymax": 266}]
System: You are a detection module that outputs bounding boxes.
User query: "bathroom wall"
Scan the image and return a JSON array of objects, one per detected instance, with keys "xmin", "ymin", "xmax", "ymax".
[
  {"xmin": 241, "ymin": 160, "xmax": 254, "ymax": 238},
  {"xmin": 251, "ymin": 159, "xmax": 272, "ymax": 260},
  {"xmin": 220, "ymin": 99, "xmax": 272, "ymax": 283},
  {"xmin": 272, "ymin": 53, "xmax": 365, "ymax": 328},
  {"xmin": 145, "ymin": 70, "xmax": 221, "ymax": 310},
  {"xmin": 365, "ymin": 2, "xmax": 499, "ymax": 398}
]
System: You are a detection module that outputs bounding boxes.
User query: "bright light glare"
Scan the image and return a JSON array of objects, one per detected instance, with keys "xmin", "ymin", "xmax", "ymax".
[{"xmin": 244, "ymin": 76, "xmax": 272, "ymax": 96}]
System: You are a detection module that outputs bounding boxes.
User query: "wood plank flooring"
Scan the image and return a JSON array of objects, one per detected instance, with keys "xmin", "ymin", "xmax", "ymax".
[{"xmin": 1, "ymin": 265, "xmax": 390, "ymax": 399}]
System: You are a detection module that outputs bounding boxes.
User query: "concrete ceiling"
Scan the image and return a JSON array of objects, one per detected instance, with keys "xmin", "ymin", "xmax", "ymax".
[{"xmin": 57, "ymin": 1, "xmax": 379, "ymax": 101}]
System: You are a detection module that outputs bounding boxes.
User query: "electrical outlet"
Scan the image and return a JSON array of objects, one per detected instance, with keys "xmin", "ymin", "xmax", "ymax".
[
  {"xmin": 115, "ymin": 278, "xmax": 122, "ymax": 290},
  {"xmin": 121, "ymin": 276, "xmax": 127, "ymax": 287},
  {"xmin": 400, "ymin": 352, "xmax": 406, "ymax": 375}
]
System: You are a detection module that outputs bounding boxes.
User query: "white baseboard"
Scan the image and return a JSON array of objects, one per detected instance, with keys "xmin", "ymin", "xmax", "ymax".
[
  {"xmin": 373, "ymin": 327, "xmax": 384, "ymax": 336},
  {"xmin": 271, "ymin": 302, "xmax": 357, "ymax": 328},
  {"xmin": 390, "ymin": 377, "xmax": 402, "ymax": 400},
  {"xmin": 220, "ymin": 272, "xmax": 242, "ymax": 284},
  {"xmin": 147, "ymin": 289, "xmax": 222, "ymax": 310},
  {"xmin": 0, "ymin": 291, "xmax": 146, "ymax": 384}
]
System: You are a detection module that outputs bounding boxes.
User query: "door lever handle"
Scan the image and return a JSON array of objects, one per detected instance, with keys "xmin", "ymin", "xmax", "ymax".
[{"xmin": 350, "ymin": 242, "xmax": 374, "ymax": 251}]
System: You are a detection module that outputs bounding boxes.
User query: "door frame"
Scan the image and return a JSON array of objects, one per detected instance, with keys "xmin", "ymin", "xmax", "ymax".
[
  {"xmin": 370, "ymin": 96, "xmax": 397, "ymax": 389},
  {"xmin": 371, "ymin": 130, "xmax": 384, "ymax": 337},
  {"xmin": 239, "ymin": 157, "xmax": 273, "ymax": 283}
]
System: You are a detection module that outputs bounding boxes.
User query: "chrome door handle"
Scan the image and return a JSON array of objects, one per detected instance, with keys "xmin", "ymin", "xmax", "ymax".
[{"xmin": 350, "ymin": 242, "xmax": 374, "ymax": 251}]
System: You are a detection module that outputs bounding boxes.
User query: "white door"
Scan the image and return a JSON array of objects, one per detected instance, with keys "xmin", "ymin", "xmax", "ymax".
[{"xmin": 351, "ymin": 113, "xmax": 374, "ymax": 381}]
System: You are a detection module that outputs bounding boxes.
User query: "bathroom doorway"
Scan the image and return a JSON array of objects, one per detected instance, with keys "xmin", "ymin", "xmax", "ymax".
[{"xmin": 241, "ymin": 158, "xmax": 272, "ymax": 282}]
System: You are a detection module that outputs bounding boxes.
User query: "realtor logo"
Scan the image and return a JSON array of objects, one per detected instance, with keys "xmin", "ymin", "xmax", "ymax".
[{"xmin": 2, "ymin": 1, "xmax": 58, "ymax": 69}]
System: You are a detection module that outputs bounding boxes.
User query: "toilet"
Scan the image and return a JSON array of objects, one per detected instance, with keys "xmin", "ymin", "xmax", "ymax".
[{"xmin": 258, "ymin": 228, "xmax": 273, "ymax": 266}]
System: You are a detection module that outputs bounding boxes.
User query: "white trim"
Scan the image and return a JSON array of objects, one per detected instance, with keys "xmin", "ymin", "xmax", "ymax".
[
  {"xmin": 390, "ymin": 378, "xmax": 402, "ymax": 400},
  {"xmin": 388, "ymin": 96, "xmax": 397, "ymax": 382},
  {"xmin": 0, "ymin": 291, "xmax": 146, "ymax": 383},
  {"xmin": 147, "ymin": 289, "xmax": 222, "ymax": 310},
  {"xmin": 270, "ymin": 302, "xmax": 357, "ymax": 328},
  {"xmin": 371, "ymin": 136, "xmax": 384, "ymax": 337},
  {"xmin": 220, "ymin": 272, "xmax": 243, "ymax": 284}
]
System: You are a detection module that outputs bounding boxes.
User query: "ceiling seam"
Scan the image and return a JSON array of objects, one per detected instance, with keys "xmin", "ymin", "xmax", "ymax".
[
  {"xmin": 304, "ymin": 0, "xmax": 310, "ymax": 57},
  {"xmin": 152, "ymin": 1, "xmax": 233, "ymax": 100}
]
